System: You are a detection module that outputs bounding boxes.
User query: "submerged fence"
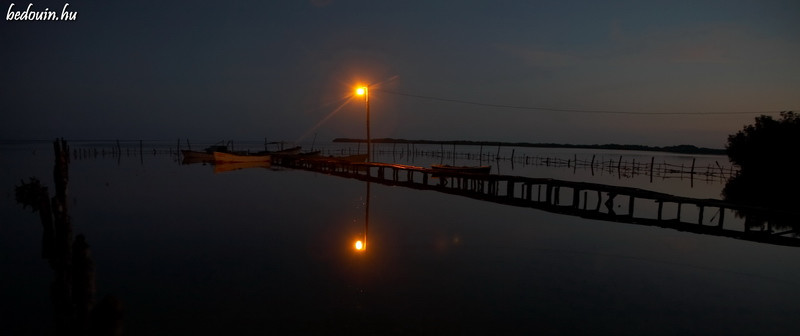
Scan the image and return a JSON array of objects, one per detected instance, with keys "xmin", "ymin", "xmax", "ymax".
[{"xmin": 67, "ymin": 140, "xmax": 739, "ymax": 185}]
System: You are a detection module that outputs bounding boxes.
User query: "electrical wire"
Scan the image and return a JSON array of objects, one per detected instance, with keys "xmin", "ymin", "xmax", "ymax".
[{"xmin": 375, "ymin": 89, "xmax": 788, "ymax": 116}]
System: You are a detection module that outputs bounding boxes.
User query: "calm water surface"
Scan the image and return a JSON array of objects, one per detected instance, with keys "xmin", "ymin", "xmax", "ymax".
[{"xmin": 2, "ymin": 141, "xmax": 799, "ymax": 335}]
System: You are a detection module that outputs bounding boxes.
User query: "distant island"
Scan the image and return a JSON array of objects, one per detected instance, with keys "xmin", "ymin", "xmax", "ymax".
[{"xmin": 332, "ymin": 138, "xmax": 726, "ymax": 155}]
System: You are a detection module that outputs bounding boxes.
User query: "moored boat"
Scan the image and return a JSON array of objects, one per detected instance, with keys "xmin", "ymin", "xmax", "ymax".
[
  {"xmin": 213, "ymin": 151, "xmax": 271, "ymax": 163},
  {"xmin": 430, "ymin": 164, "xmax": 491, "ymax": 174},
  {"xmin": 181, "ymin": 150, "xmax": 214, "ymax": 163},
  {"xmin": 254, "ymin": 146, "xmax": 303, "ymax": 156},
  {"xmin": 181, "ymin": 141, "xmax": 234, "ymax": 164},
  {"xmin": 213, "ymin": 161, "xmax": 272, "ymax": 173},
  {"xmin": 273, "ymin": 146, "xmax": 302, "ymax": 155}
]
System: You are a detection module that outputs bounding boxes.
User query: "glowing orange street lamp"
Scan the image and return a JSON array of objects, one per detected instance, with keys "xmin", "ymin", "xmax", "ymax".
[{"xmin": 355, "ymin": 86, "xmax": 370, "ymax": 162}]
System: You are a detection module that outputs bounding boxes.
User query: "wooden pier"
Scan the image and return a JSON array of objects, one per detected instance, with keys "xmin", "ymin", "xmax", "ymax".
[{"xmin": 273, "ymin": 155, "xmax": 800, "ymax": 247}]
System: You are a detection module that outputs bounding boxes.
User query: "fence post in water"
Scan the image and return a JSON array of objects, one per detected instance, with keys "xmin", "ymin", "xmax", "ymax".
[
  {"xmin": 591, "ymin": 155, "xmax": 596, "ymax": 176},
  {"xmin": 573, "ymin": 154, "xmax": 577, "ymax": 173},
  {"xmin": 715, "ymin": 161, "xmax": 725, "ymax": 179},
  {"xmin": 617, "ymin": 156, "xmax": 622, "ymax": 179},
  {"xmin": 649, "ymin": 157, "xmax": 655, "ymax": 183}
]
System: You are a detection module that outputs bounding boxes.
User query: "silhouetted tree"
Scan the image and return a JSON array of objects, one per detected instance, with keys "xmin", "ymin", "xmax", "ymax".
[
  {"xmin": 724, "ymin": 112, "xmax": 800, "ymax": 231},
  {"xmin": 726, "ymin": 111, "xmax": 800, "ymax": 176}
]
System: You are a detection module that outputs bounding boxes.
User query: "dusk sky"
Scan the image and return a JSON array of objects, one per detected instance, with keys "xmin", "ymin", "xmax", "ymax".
[{"xmin": 2, "ymin": 0, "xmax": 798, "ymax": 148}]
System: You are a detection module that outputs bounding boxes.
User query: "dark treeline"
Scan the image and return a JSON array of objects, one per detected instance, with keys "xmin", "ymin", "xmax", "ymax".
[
  {"xmin": 333, "ymin": 138, "xmax": 725, "ymax": 155},
  {"xmin": 723, "ymin": 111, "xmax": 800, "ymax": 233}
]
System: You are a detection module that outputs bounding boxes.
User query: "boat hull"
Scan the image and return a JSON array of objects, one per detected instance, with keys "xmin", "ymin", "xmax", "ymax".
[
  {"xmin": 214, "ymin": 161, "xmax": 271, "ymax": 173},
  {"xmin": 213, "ymin": 151, "xmax": 271, "ymax": 163},
  {"xmin": 181, "ymin": 150, "xmax": 215, "ymax": 164}
]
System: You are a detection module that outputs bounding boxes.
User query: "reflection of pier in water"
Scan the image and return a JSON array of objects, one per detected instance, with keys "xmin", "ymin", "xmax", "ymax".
[{"xmin": 273, "ymin": 156, "xmax": 799, "ymax": 247}]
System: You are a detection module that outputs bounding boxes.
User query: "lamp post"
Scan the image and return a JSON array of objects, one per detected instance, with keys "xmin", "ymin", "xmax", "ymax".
[{"xmin": 356, "ymin": 86, "xmax": 370, "ymax": 162}]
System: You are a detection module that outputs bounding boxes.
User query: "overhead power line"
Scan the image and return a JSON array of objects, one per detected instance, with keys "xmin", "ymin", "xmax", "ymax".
[{"xmin": 375, "ymin": 89, "xmax": 786, "ymax": 116}]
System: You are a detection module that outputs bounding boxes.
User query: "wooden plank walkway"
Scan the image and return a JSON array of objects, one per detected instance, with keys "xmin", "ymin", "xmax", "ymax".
[{"xmin": 273, "ymin": 155, "xmax": 800, "ymax": 247}]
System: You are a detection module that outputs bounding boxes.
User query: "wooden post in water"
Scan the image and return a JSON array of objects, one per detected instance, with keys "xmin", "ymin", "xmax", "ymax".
[
  {"xmin": 628, "ymin": 196, "xmax": 635, "ymax": 217},
  {"xmin": 554, "ymin": 186, "xmax": 561, "ymax": 205},
  {"xmin": 573, "ymin": 154, "xmax": 577, "ymax": 173},
  {"xmin": 546, "ymin": 184, "xmax": 553, "ymax": 204},
  {"xmin": 617, "ymin": 156, "xmax": 622, "ymax": 179},
  {"xmin": 690, "ymin": 158, "xmax": 696, "ymax": 188},
  {"xmin": 596, "ymin": 190, "xmax": 602, "ymax": 210},
  {"xmin": 649, "ymin": 157, "xmax": 655, "ymax": 183},
  {"xmin": 590, "ymin": 155, "xmax": 596, "ymax": 176},
  {"xmin": 698, "ymin": 206, "xmax": 704, "ymax": 225},
  {"xmin": 583, "ymin": 191, "xmax": 588, "ymax": 210},
  {"xmin": 715, "ymin": 161, "xmax": 725, "ymax": 178},
  {"xmin": 573, "ymin": 188, "xmax": 581, "ymax": 208}
]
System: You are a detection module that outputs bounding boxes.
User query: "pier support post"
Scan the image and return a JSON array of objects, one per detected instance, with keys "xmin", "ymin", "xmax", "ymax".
[
  {"xmin": 572, "ymin": 188, "xmax": 580, "ymax": 208},
  {"xmin": 628, "ymin": 196, "xmax": 635, "ymax": 217}
]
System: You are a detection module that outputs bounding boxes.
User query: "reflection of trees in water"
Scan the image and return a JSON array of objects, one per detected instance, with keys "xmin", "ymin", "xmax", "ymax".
[
  {"xmin": 15, "ymin": 139, "xmax": 123, "ymax": 336},
  {"xmin": 724, "ymin": 112, "xmax": 800, "ymax": 234}
]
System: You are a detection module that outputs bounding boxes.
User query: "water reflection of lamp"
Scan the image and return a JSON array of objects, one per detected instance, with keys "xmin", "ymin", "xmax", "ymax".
[{"xmin": 353, "ymin": 182, "xmax": 370, "ymax": 252}]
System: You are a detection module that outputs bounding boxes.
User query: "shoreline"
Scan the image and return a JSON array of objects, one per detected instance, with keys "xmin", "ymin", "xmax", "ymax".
[{"xmin": 333, "ymin": 138, "xmax": 726, "ymax": 155}]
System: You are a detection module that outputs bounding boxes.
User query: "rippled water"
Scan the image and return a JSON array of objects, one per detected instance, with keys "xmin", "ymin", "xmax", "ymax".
[{"xmin": 2, "ymin": 140, "xmax": 799, "ymax": 335}]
